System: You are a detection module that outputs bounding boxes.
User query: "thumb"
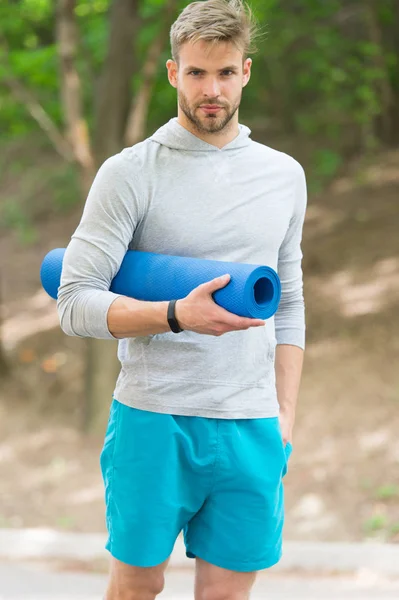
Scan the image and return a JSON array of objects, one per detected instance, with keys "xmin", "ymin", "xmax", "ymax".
[{"xmin": 203, "ymin": 273, "xmax": 231, "ymax": 293}]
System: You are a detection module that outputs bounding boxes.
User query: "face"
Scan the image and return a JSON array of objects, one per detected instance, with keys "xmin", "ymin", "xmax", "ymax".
[{"xmin": 167, "ymin": 39, "xmax": 252, "ymax": 136}]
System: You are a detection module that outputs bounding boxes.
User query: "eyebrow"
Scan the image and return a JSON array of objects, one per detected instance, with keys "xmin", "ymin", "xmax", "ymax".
[{"xmin": 184, "ymin": 65, "xmax": 239, "ymax": 73}]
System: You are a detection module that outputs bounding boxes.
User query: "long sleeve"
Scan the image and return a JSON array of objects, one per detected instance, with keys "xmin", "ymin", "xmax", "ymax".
[
  {"xmin": 56, "ymin": 150, "xmax": 145, "ymax": 339},
  {"xmin": 274, "ymin": 162, "xmax": 307, "ymax": 349}
]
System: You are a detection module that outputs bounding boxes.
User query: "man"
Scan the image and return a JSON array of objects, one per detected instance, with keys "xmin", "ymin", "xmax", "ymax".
[{"xmin": 57, "ymin": 1, "xmax": 307, "ymax": 598}]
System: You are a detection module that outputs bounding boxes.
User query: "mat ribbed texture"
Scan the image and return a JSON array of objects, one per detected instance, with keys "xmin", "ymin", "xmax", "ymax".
[{"xmin": 40, "ymin": 248, "xmax": 281, "ymax": 319}]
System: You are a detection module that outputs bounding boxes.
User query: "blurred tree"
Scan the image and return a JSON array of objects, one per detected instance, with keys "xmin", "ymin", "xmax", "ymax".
[
  {"xmin": 55, "ymin": 0, "xmax": 178, "ymax": 432},
  {"xmin": 0, "ymin": 271, "xmax": 10, "ymax": 378},
  {"xmin": 1, "ymin": 1, "xmax": 398, "ymax": 164},
  {"xmin": 0, "ymin": 0, "xmax": 179, "ymax": 431},
  {"xmin": 0, "ymin": 0, "xmax": 399, "ymax": 427}
]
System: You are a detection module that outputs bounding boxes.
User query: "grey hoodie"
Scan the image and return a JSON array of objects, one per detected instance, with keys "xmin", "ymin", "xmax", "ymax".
[{"xmin": 57, "ymin": 117, "xmax": 307, "ymax": 419}]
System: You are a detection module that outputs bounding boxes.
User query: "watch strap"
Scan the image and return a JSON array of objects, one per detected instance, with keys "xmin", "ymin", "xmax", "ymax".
[{"xmin": 167, "ymin": 299, "xmax": 184, "ymax": 333}]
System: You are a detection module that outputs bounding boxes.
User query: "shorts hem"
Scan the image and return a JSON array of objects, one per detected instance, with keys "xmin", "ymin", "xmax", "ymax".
[
  {"xmin": 105, "ymin": 540, "xmax": 172, "ymax": 568},
  {"xmin": 185, "ymin": 545, "xmax": 283, "ymax": 573}
]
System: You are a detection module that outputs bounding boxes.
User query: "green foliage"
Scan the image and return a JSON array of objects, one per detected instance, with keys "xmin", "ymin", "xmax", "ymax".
[
  {"xmin": 1, "ymin": 200, "xmax": 29, "ymax": 230},
  {"xmin": 363, "ymin": 509, "xmax": 399, "ymax": 541},
  {"xmin": 0, "ymin": 201, "xmax": 38, "ymax": 245},
  {"xmin": 56, "ymin": 515, "xmax": 76, "ymax": 529},
  {"xmin": 363, "ymin": 514, "xmax": 388, "ymax": 534},
  {"xmin": 0, "ymin": 131, "xmax": 80, "ymax": 244},
  {"xmin": 375, "ymin": 484, "xmax": 399, "ymax": 501},
  {"xmin": 313, "ymin": 148, "xmax": 343, "ymax": 179},
  {"xmin": 0, "ymin": 0, "xmax": 111, "ymax": 136},
  {"xmin": 0, "ymin": 0, "xmax": 398, "ymax": 203},
  {"xmin": 51, "ymin": 164, "xmax": 81, "ymax": 213}
]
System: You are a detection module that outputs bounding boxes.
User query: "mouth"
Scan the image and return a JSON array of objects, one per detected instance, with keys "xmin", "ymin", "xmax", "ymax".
[{"xmin": 200, "ymin": 105, "xmax": 223, "ymax": 113}]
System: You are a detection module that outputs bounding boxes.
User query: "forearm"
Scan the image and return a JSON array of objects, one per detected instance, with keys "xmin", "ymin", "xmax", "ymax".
[
  {"xmin": 275, "ymin": 344, "xmax": 304, "ymax": 417},
  {"xmin": 107, "ymin": 295, "xmax": 171, "ymax": 338}
]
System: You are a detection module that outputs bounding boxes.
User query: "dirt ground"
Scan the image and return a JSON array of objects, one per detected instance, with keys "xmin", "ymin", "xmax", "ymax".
[{"xmin": 1, "ymin": 149, "xmax": 398, "ymax": 543}]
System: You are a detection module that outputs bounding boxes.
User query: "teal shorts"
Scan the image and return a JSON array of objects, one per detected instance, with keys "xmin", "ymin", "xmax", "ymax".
[{"xmin": 100, "ymin": 398, "xmax": 292, "ymax": 573}]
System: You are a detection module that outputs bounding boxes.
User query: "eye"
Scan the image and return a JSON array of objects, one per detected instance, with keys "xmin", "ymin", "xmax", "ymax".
[
  {"xmin": 221, "ymin": 70, "xmax": 234, "ymax": 76},
  {"xmin": 189, "ymin": 71, "xmax": 202, "ymax": 76}
]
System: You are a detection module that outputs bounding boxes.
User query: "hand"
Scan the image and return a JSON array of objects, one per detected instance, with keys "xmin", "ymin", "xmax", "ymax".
[
  {"xmin": 175, "ymin": 274, "xmax": 265, "ymax": 337},
  {"xmin": 278, "ymin": 410, "xmax": 295, "ymax": 447}
]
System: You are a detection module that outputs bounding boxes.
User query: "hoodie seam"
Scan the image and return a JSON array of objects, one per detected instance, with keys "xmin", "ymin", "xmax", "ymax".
[{"xmin": 120, "ymin": 147, "xmax": 151, "ymax": 224}]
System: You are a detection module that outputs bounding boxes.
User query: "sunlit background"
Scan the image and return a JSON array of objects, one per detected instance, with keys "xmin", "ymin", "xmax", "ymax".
[{"xmin": 0, "ymin": 0, "xmax": 398, "ymax": 582}]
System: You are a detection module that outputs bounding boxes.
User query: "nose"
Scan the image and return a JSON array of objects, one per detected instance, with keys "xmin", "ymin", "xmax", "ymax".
[{"xmin": 203, "ymin": 77, "xmax": 221, "ymax": 99}]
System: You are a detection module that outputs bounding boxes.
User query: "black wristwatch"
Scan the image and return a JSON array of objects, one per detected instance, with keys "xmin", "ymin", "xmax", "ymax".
[{"xmin": 167, "ymin": 299, "xmax": 184, "ymax": 333}]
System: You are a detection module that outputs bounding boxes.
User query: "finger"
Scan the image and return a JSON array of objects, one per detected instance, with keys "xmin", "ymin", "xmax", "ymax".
[
  {"xmin": 204, "ymin": 274, "xmax": 230, "ymax": 292},
  {"xmin": 233, "ymin": 316, "xmax": 265, "ymax": 328},
  {"xmin": 215, "ymin": 308, "xmax": 265, "ymax": 329}
]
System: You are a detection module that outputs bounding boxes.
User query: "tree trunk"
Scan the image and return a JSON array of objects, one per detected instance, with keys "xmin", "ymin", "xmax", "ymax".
[
  {"xmin": 0, "ymin": 346, "xmax": 10, "ymax": 378},
  {"xmin": 124, "ymin": 33, "xmax": 165, "ymax": 145},
  {"xmin": 56, "ymin": 0, "xmax": 96, "ymax": 189},
  {"xmin": 391, "ymin": 0, "xmax": 399, "ymax": 141},
  {"xmin": 88, "ymin": 0, "xmax": 142, "ymax": 433},
  {"xmin": 364, "ymin": 1, "xmax": 395, "ymax": 144},
  {"xmin": 125, "ymin": 0, "xmax": 177, "ymax": 145},
  {"xmin": 57, "ymin": 0, "xmax": 117, "ymax": 433},
  {"xmin": 83, "ymin": 338, "xmax": 120, "ymax": 433},
  {"xmin": 93, "ymin": 0, "xmax": 140, "ymax": 165},
  {"xmin": 0, "ymin": 270, "xmax": 10, "ymax": 379},
  {"xmin": 55, "ymin": 0, "xmax": 174, "ymax": 433}
]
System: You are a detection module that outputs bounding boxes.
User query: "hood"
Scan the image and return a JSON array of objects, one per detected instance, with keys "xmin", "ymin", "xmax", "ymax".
[{"xmin": 149, "ymin": 117, "xmax": 252, "ymax": 152}]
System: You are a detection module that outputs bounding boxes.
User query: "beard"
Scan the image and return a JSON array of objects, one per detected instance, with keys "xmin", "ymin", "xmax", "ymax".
[{"xmin": 178, "ymin": 88, "xmax": 241, "ymax": 135}]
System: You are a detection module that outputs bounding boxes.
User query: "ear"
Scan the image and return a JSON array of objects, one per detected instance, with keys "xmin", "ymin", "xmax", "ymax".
[
  {"xmin": 166, "ymin": 59, "xmax": 178, "ymax": 89},
  {"xmin": 242, "ymin": 57, "xmax": 252, "ymax": 88}
]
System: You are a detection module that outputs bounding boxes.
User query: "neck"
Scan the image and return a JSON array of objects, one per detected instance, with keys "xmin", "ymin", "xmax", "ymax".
[{"xmin": 177, "ymin": 109, "xmax": 239, "ymax": 149}]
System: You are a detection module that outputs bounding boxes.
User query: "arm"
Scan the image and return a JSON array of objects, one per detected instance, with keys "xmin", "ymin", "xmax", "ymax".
[
  {"xmin": 275, "ymin": 344, "xmax": 304, "ymax": 444},
  {"xmin": 107, "ymin": 296, "xmax": 170, "ymax": 338},
  {"xmin": 274, "ymin": 162, "xmax": 307, "ymax": 444},
  {"xmin": 57, "ymin": 151, "xmax": 169, "ymax": 339}
]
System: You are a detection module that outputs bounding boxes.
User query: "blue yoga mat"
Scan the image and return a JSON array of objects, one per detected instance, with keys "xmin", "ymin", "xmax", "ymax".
[{"xmin": 40, "ymin": 248, "xmax": 281, "ymax": 319}]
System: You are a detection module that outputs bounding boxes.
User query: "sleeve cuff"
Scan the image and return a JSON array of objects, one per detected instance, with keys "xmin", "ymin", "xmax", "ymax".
[
  {"xmin": 275, "ymin": 328, "xmax": 305, "ymax": 350},
  {"xmin": 88, "ymin": 291, "xmax": 123, "ymax": 340}
]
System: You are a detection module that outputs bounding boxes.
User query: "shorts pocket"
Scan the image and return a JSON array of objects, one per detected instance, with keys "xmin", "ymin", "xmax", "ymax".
[
  {"xmin": 99, "ymin": 399, "xmax": 121, "ymax": 545},
  {"xmin": 282, "ymin": 441, "xmax": 293, "ymax": 478},
  {"xmin": 100, "ymin": 398, "xmax": 120, "ymax": 484}
]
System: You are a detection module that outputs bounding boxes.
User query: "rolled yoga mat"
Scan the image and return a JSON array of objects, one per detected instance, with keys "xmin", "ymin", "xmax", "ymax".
[{"xmin": 40, "ymin": 248, "xmax": 281, "ymax": 319}]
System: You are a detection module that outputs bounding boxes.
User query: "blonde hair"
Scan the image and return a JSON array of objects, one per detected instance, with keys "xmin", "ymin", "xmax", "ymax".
[{"xmin": 170, "ymin": 0, "xmax": 260, "ymax": 63}]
